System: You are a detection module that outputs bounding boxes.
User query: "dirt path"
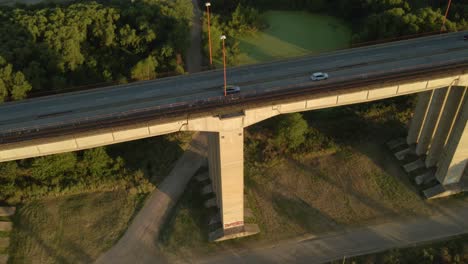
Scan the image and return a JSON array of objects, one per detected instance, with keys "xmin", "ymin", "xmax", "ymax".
[
  {"xmin": 199, "ymin": 199, "xmax": 468, "ymax": 263},
  {"xmin": 186, "ymin": 0, "xmax": 203, "ymax": 73},
  {"xmin": 95, "ymin": 133, "xmax": 207, "ymax": 264}
]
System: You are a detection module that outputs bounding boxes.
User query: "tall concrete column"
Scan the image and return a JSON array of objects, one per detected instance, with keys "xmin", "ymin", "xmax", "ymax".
[
  {"xmin": 426, "ymin": 87, "xmax": 467, "ymax": 167},
  {"xmin": 207, "ymin": 128, "xmax": 245, "ymax": 234},
  {"xmin": 407, "ymin": 91, "xmax": 432, "ymax": 145},
  {"xmin": 415, "ymin": 88, "xmax": 449, "ymax": 155},
  {"xmin": 435, "ymin": 93, "xmax": 468, "ymax": 185}
]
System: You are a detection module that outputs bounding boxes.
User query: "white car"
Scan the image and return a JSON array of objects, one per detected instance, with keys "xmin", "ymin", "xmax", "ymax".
[
  {"xmin": 310, "ymin": 72, "xmax": 329, "ymax": 81},
  {"xmin": 225, "ymin": 85, "xmax": 241, "ymax": 95}
]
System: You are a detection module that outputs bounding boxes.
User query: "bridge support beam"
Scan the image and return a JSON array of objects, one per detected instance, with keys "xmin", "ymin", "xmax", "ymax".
[
  {"xmin": 435, "ymin": 92, "xmax": 468, "ymax": 186},
  {"xmin": 426, "ymin": 87, "xmax": 466, "ymax": 167},
  {"xmin": 407, "ymin": 91, "xmax": 432, "ymax": 145},
  {"xmin": 415, "ymin": 88, "xmax": 448, "ymax": 156},
  {"xmin": 403, "ymin": 87, "xmax": 468, "ymax": 198},
  {"xmin": 207, "ymin": 128, "xmax": 259, "ymax": 241}
]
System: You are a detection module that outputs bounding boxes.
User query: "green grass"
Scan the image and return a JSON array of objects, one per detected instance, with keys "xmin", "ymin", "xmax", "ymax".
[
  {"xmin": 237, "ymin": 11, "xmax": 352, "ymax": 65},
  {"xmin": 8, "ymin": 190, "xmax": 146, "ymax": 263},
  {"xmin": 0, "ymin": 231, "xmax": 8, "ymax": 238}
]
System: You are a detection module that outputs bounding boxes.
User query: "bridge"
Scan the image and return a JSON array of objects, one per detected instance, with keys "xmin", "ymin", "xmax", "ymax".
[{"xmin": 0, "ymin": 31, "xmax": 467, "ymax": 241}]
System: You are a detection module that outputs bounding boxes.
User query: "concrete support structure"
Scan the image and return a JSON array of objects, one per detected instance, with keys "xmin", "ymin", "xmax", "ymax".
[
  {"xmin": 435, "ymin": 93, "xmax": 468, "ymax": 185},
  {"xmin": 415, "ymin": 88, "xmax": 449, "ymax": 156},
  {"xmin": 407, "ymin": 91, "xmax": 432, "ymax": 145},
  {"xmin": 403, "ymin": 84, "xmax": 467, "ymax": 198},
  {"xmin": 207, "ymin": 128, "xmax": 244, "ymax": 233},
  {"xmin": 426, "ymin": 87, "xmax": 467, "ymax": 167}
]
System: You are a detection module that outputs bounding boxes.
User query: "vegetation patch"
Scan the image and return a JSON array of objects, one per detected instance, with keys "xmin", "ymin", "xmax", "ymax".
[
  {"xmin": 237, "ymin": 11, "xmax": 351, "ymax": 65},
  {"xmin": 8, "ymin": 190, "xmax": 143, "ymax": 263},
  {"xmin": 0, "ymin": 231, "xmax": 8, "ymax": 238}
]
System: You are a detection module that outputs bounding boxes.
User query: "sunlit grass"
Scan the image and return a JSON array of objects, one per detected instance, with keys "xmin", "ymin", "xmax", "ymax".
[{"xmin": 237, "ymin": 11, "xmax": 352, "ymax": 65}]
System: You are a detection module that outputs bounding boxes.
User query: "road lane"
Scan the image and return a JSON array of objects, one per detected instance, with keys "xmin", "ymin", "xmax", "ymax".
[{"xmin": 0, "ymin": 31, "xmax": 463, "ymax": 117}]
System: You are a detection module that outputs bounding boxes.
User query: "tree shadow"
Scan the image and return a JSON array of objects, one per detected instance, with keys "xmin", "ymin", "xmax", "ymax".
[
  {"xmin": 157, "ymin": 176, "xmax": 213, "ymax": 253},
  {"xmin": 107, "ymin": 135, "xmax": 184, "ymax": 185}
]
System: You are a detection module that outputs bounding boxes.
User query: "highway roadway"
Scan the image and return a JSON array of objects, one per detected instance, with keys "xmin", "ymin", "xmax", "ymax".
[{"xmin": 0, "ymin": 31, "xmax": 467, "ymax": 142}]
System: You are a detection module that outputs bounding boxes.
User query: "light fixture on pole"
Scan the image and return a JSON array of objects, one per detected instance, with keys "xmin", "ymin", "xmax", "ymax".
[
  {"xmin": 220, "ymin": 35, "xmax": 227, "ymax": 96},
  {"xmin": 205, "ymin": 2, "xmax": 213, "ymax": 66},
  {"xmin": 441, "ymin": 0, "xmax": 452, "ymax": 32}
]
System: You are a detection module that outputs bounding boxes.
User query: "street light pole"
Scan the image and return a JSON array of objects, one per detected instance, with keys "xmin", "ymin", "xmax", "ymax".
[
  {"xmin": 205, "ymin": 2, "xmax": 213, "ymax": 66},
  {"xmin": 441, "ymin": 0, "xmax": 452, "ymax": 32},
  {"xmin": 221, "ymin": 35, "xmax": 227, "ymax": 96}
]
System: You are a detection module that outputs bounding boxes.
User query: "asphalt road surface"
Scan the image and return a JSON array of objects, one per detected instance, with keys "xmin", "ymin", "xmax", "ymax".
[{"xmin": 0, "ymin": 31, "xmax": 467, "ymax": 137}]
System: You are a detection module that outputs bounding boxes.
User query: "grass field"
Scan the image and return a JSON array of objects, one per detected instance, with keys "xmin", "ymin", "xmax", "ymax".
[
  {"xmin": 8, "ymin": 190, "xmax": 145, "ymax": 263},
  {"xmin": 237, "ymin": 11, "xmax": 351, "ymax": 65}
]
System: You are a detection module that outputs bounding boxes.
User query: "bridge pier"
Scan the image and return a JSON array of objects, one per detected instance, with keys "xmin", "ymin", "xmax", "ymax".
[
  {"xmin": 206, "ymin": 128, "xmax": 259, "ymax": 241},
  {"xmin": 415, "ymin": 88, "xmax": 448, "ymax": 156},
  {"xmin": 435, "ymin": 92, "xmax": 468, "ymax": 185},
  {"xmin": 405, "ymin": 86, "xmax": 468, "ymax": 198},
  {"xmin": 407, "ymin": 91, "xmax": 431, "ymax": 145},
  {"xmin": 425, "ymin": 87, "xmax": 466, "ymax": 167}
]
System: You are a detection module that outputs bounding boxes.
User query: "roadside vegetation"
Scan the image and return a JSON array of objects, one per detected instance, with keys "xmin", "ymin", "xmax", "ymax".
[{"xmin": 334, "ymin": 234, "xmax": 468, "ymax": 264}]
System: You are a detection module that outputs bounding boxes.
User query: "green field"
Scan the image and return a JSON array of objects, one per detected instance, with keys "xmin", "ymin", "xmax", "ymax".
[{"xmin": 237, "ymin": 11, "xmax": 351, "ymax": 65}]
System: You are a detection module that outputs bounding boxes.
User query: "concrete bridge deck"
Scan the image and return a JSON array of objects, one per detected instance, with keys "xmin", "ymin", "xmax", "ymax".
[{"xmin": 0, "ymin": 31, "xmax": 467, "ymax": 145}]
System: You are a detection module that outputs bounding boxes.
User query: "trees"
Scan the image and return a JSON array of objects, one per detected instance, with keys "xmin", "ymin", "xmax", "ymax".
[
  {"xmin": 131, "ymin": 55, "xmax": 158, "ymax": 80},
  {"xmin": 0, "ymin": 56, "xmax": 32, "ymax": 102},
  {"xmin": 0, "ymin": 0, "xmax": 193, "ymax": 102},
  {"xmin": 274, "ymin": 113, "xmax": 309, "ymax": 152},
  {"xmin": 30, "ymin": 153, "xmax": 78, "ymax": 186}
]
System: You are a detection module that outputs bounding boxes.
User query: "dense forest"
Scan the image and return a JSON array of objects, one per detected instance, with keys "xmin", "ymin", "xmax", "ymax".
[{"xmin": 0, "ymin": 0, "xmax": 193, "ymax": 102}]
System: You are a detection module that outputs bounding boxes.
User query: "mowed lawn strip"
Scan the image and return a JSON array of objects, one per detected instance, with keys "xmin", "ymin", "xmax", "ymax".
[{"xmin": 237, "ymin": 11, "xmax": 351, "ymax": 65}]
